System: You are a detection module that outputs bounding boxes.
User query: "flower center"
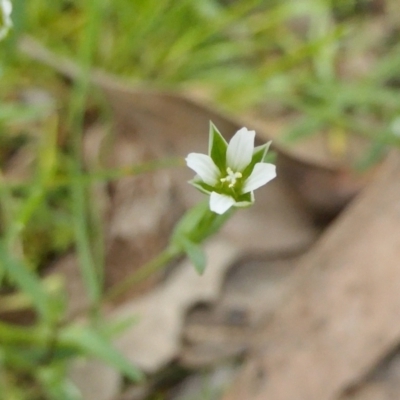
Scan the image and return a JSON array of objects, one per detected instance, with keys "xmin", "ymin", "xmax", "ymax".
[{"xmin": 220, "ymin": 167, "xmax": 242, "ymax": 188}]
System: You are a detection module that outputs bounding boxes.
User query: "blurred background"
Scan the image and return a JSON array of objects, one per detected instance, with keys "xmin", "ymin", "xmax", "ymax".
[{"xmin": 1, "ymin": 0, "xmax": 400, "ymax": 399}]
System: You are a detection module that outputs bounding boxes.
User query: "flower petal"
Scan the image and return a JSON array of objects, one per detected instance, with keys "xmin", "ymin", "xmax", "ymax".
[
  {"xmin": 4, "ymin": 0, "xmax": 11, "ymax": 14},
  {"xmin": 186, "ymin": 153, "xmax": 220, "ymax": 186},
  {"xmin": 226, "ymin": 127, "xmax": 255, "ymax": 172},
  {"xmin": 0, "ymin": 0, "xmax": 12, "ymax": 40},
  {"xmin": 209, "ymin": 192, "xmax": 235, "ymax": 214},
  {"xmin": 242, "ymin": 163, "xmax": 276, "ymax": 194}
]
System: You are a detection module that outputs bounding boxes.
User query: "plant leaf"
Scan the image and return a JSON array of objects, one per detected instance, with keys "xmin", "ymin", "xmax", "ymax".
[
  {"xmin": 180, "ymin": 237, "xmax": 207, "ymax": 274},
  {"xmin": 171, "ymin": 201, "xmax": 209, "ymax": 243},
  {"xmin": 60, "ymin": 324, "xmax": 143, "ymax": 382},
  {"xmin": 0, "ymin": 241, "xmax": 51, "ymax": 320}
]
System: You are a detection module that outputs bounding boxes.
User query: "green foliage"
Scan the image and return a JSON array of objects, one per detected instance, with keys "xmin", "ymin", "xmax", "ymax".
[
  {"xmin": 180, "ymin": 238, "xmax": 207, "ymax": 275},
  {"xmin": 0, "ymin": 0, "xmax": 362, "ymax": 109},
  {"xmin": 3, "ymin": 0, "xmax": 398, "ymax": 168},
  {"xmin": 171, "ymin": 200, "xmax": 233, "ymax": 274},
  {"xmin": 59, "ymin": 324, "xmax": 143, "ymax": 381}
]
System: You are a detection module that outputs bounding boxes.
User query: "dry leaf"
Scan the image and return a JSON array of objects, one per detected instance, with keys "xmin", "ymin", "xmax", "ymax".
[
  {"xmin": 222, "ymin": 153, "xmax": 400, "ymax": 400},
  {"xmin": 180, "ymin": 253, "xmax": 301, "ymax": 367},
  {"xmin": 339, "ymin": 348, "xmax": 400, "ymax": 400},
  {"xmin": 112, "ymin": 239, "xmax": 239, "ymax": 373},
  {"xmin": 69, "ymin": 359, "xmax": 120, "ymax": 400}
]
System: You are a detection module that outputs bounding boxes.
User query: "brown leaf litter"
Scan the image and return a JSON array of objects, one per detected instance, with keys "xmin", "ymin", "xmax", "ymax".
[{"xmin": 222, "ymin": 153, "xmax": 400, "ymax": 400}]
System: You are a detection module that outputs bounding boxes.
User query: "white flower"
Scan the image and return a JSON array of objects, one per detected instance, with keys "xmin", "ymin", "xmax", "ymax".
[
  {"xmin": 0, "ymin": 0, "xmax": 12, "ymax": 41},
  {"xmin": 186, "ymin": 123, "xmax": 276, "ymax": 214}
]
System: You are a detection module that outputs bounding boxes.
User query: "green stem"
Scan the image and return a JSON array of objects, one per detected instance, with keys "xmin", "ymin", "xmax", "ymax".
[
  {"xmin": 104, "ymin": 245, "xmax": 181, "ymax": 303},
  {"xmin": 104, "ymin": 203, "xmax": 234, "ymax": 302},
  {"xmin": 4, "ymin": 157, "xmax": 183, "ymax": 192},
  {"xmin": 68, "ymin": 0, "xmax": 105, "ymax": 309}
]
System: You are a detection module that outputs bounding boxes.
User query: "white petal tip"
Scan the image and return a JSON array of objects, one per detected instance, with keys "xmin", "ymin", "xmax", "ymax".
[
  {"xmin": 226, "ymin": 128, "xmax": 256, "ymax": 172},
  {"xmin": 242, "ymin": 163, "xmax": 276, "ymax": 194},
  {"xmin": 186, "ymin": 153, "xmax": 220, "ymax": 186}
]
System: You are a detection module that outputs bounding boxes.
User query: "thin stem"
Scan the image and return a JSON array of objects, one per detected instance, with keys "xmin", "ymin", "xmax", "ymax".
[
  {"xmin": 58, "ymin": 157, "xmax": 183, "ymax": 188},
  {"xmin": 68, "ymin": 0, "xmax": 105, "ymax": 309},
  {"xmin": 104, "ymin": 246, "xmax": 181, "ymax": 303},
  {"xmin": 4, "ymin": 157, "xmax": 183, "ymax": 192}
]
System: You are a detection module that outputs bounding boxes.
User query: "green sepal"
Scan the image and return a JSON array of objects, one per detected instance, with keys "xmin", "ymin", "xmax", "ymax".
[
  {"xmin": 208, "ymin": 122, "xmax": 227, "ymax": 171},
  {"xmin": 235, "ymin": 191, "xmax": 254, "ymax": 206},
  {"xmin": 263, "ymin": 150, "xmax": 277, "ymax": 164},
  {"xmin": 180, "ymin": 237, "xmax": 207, "ymax": 274},
  {"xmin": 260, "ymin": 141, "xmax": 272, "ymax": 162},
  {"xmin": 242, "ymin": 141, "xmax": 272, "ymax": 178},
  {"xmin": 189, "ymin": 179, "xmax": 213, "ymax": 195}
]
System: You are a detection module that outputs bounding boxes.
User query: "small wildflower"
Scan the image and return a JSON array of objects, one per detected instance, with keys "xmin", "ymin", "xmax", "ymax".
[
  {"xmin": 186, "ymin": 123, "xmax": 276, "ymax": 214},
  {"xmin": 0, "ymin": 0, "xmax": 12, "ymax": 41}
]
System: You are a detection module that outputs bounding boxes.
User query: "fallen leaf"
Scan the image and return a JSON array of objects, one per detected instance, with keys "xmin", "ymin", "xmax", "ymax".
[
  {"xmin": 222, "ymin": 153, "xmax": 400, "ymax": 400},
  {"xmin": 180, "ymin": 253, "xmax": 301, "ymax": 368},
  {"xmin": 69, "ymin": 359, "xmax": 120, "ymax": 400},
  {"xmin": 112, "ymin": 239, "xmax": 239, "ymax": 373},
  {"xmin": 338, "ymin": 347, "xmax": 400, "ymax": 400}
]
